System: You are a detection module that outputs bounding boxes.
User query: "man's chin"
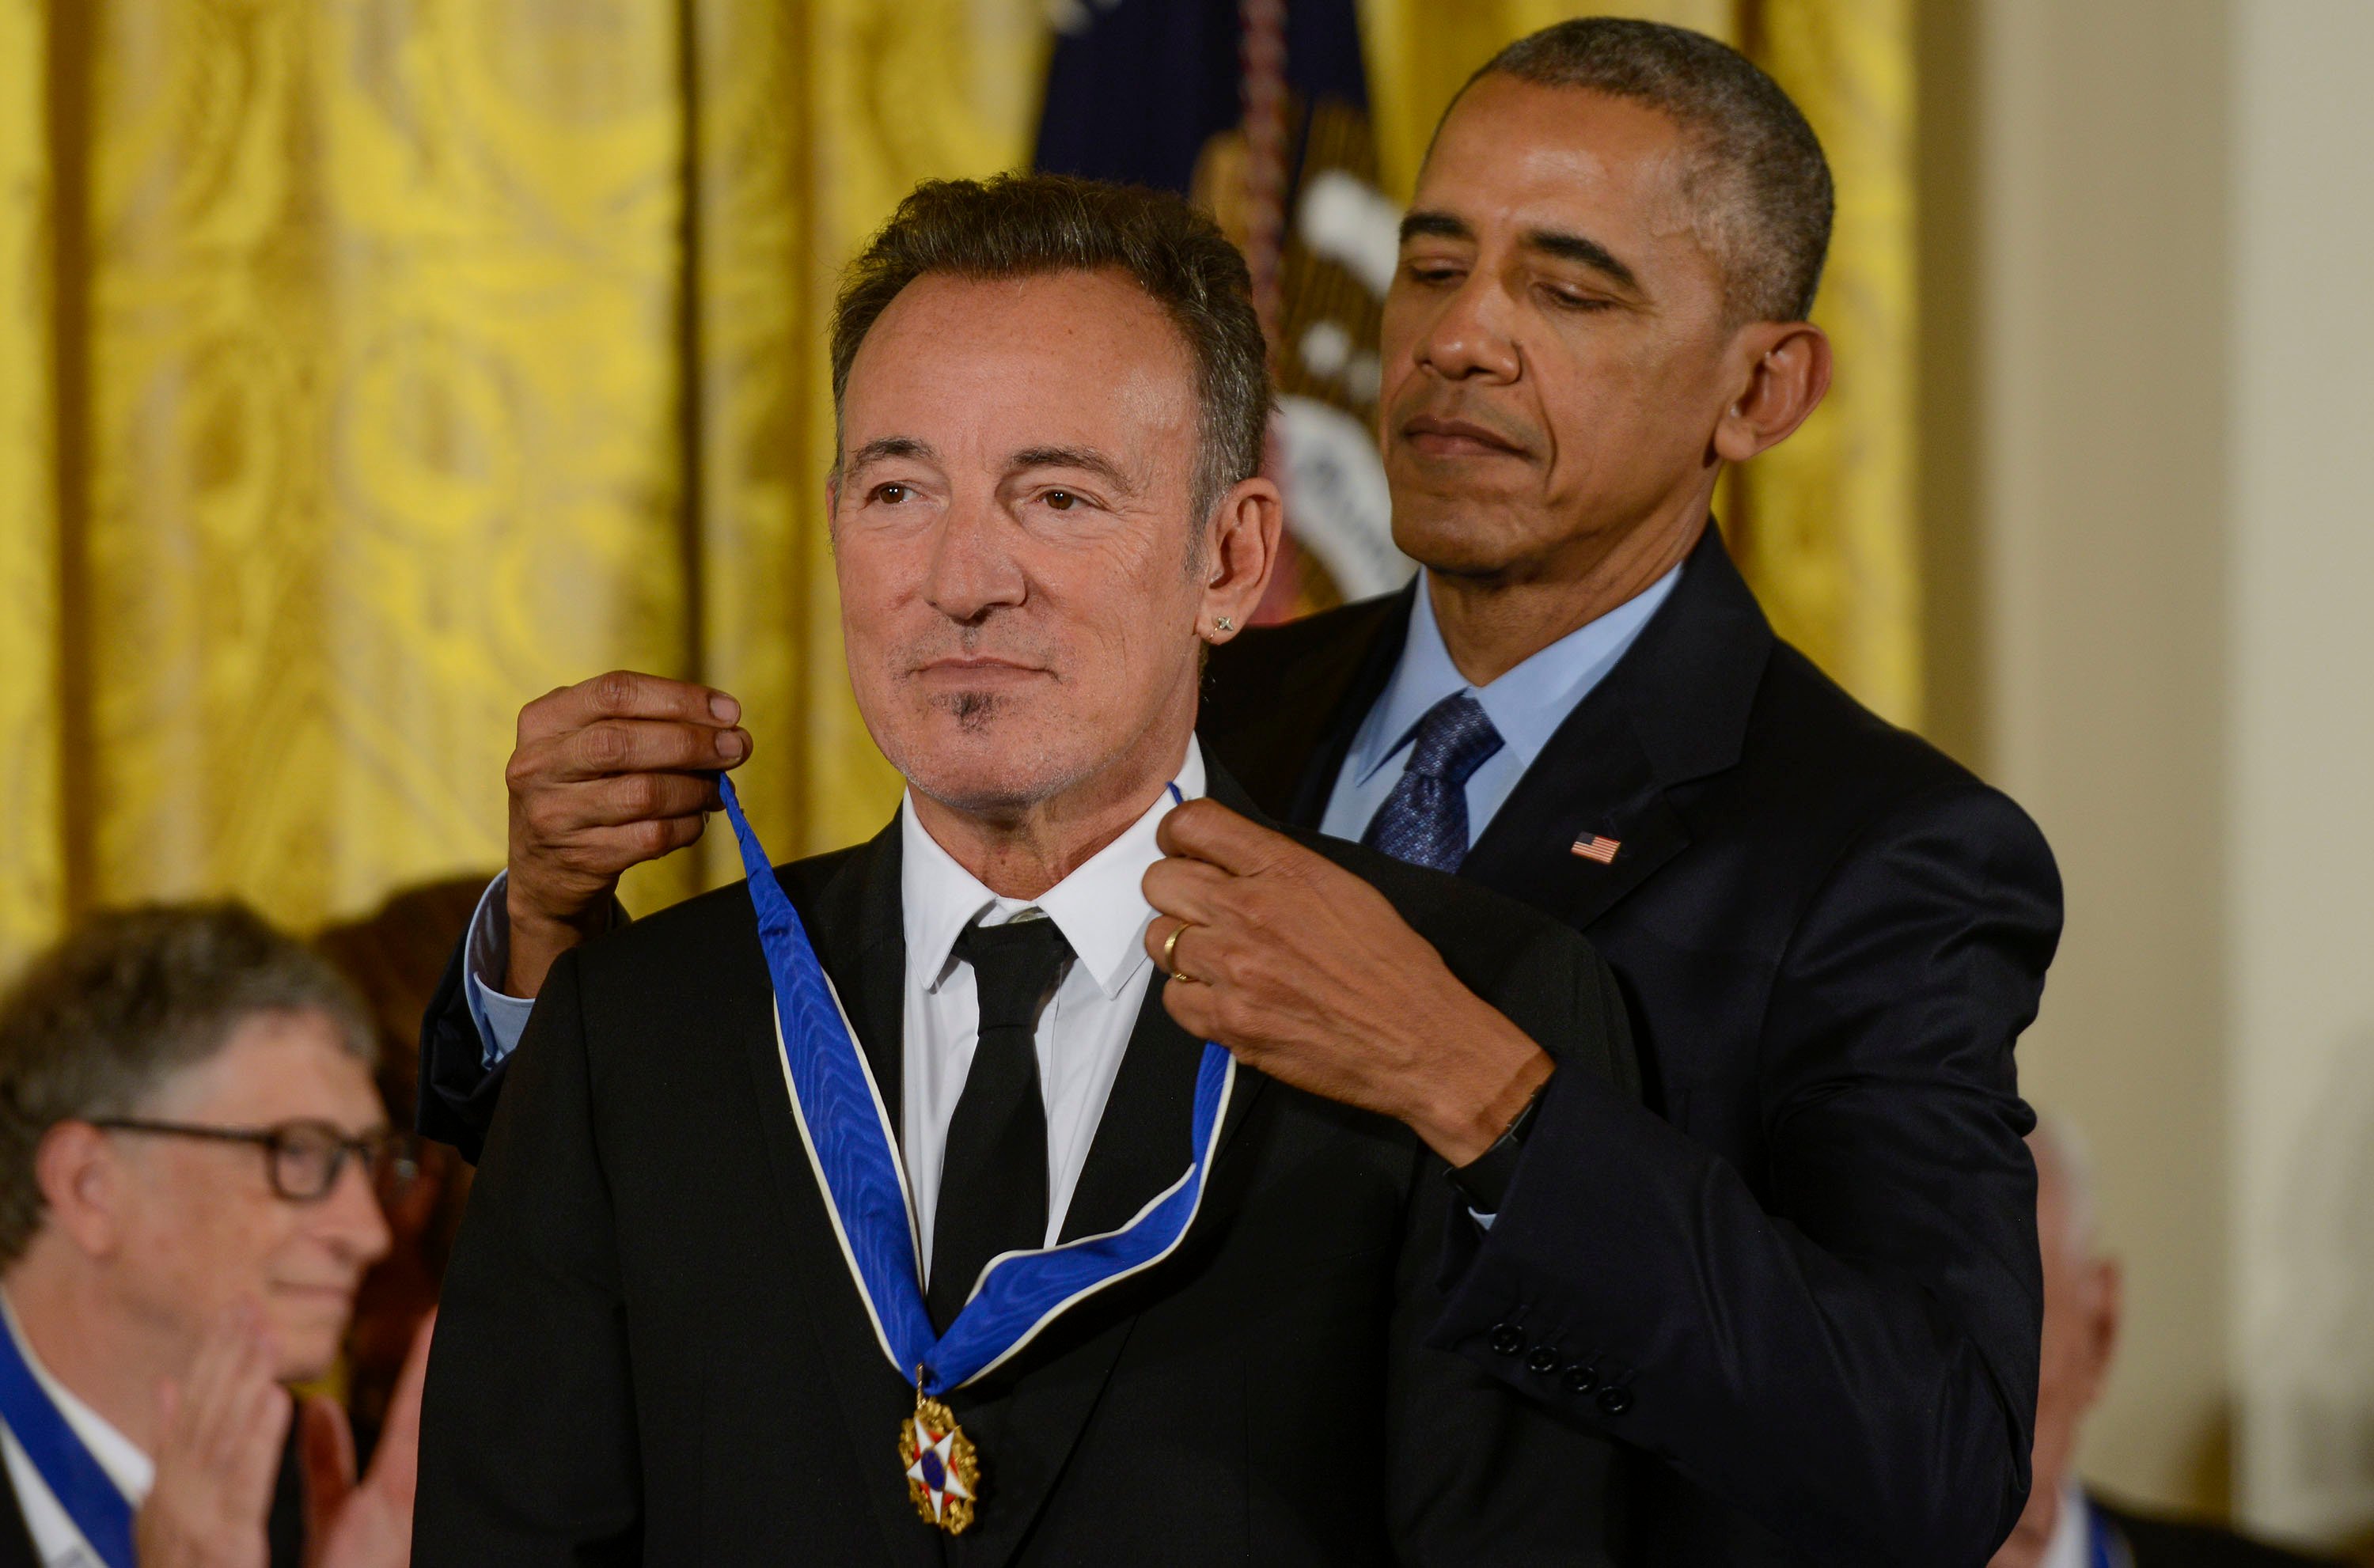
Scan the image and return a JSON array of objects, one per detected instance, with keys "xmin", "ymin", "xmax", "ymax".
[
  {"xmin": 1388, "ymin": 502, "xmax": 1550, "ymax": 579},
  {"xmin": 904, "ymin": 759, "xmax": 1081, "ymax": 820},
  {"xmin": 263, "ymin": 1297, "xmax": 355, "ymax": 1383},
  {"xmin": 878, "ymin": 707, "xmax": 1082, "ymax": 812}
]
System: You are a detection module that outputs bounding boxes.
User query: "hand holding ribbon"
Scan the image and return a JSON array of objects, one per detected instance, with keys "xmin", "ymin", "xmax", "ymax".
[{"xmin": 1140, "ymin": 797, "xmax": 1552, "ymax": 1168}]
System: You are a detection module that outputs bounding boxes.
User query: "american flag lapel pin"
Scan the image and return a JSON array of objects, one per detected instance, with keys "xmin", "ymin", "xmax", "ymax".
[{"xmin": 1570, "ymin": 831, "xmax": 1621, "ymax": 865}]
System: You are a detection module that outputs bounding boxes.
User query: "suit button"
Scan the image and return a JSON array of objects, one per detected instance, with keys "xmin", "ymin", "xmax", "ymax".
[
  {"xmin": 1563, "ymin": 1364, "xmax": 1599, "ymax": 1396},
  {"xmin": 1526, "ymin": 1346, "xmax": 1561, "ymax": 1376},
  {"xmin": 1596, "ymin": 1386, "xmax": 1633, "ymax": 1417},
  {"xmin": 1488, "ymin": 1323, "xmax": 1525, "ymax": 1357}
]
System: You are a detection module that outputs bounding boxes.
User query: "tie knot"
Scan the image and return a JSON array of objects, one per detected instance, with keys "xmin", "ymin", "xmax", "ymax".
[
  {"xmin": 1403, "ymin": 691, "xmax": 1504, "ymax": 788},
  {"xmin": 950, "ymin": 915, "xmax": 1074, "ymax": 1033}
]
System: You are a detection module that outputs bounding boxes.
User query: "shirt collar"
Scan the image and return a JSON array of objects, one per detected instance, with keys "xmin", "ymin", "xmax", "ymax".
[
  {"xmin": 0, "ymin": 1290, "xmax": 155, "ymax": 1504},
  {"xmin": 901, "ymin": 737, "xmax": 1207, "ymax": 1002},
  {"xmin": 1348, "ymin": 562, "xmax": 1683, "ymax": 786},
  {"xmin": 2037, "ymin": 1478, "xmax": 2093, "ymax": 1568}
]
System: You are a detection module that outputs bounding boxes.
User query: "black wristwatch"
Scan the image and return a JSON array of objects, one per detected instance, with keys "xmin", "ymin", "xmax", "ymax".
[{"xmin": 1445, "ymin": 1070, "xmax": 1553, "ymax": 1213}]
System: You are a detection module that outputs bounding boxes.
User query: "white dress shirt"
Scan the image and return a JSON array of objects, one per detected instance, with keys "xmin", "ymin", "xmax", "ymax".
[
  {"xmin": 463, "ymin": 740, "xmax": 1206, "ymax": 1275},
  {"xmin": 1319, "ymin": 562, "xmax": 1680, "ymax": 846},
  {"xmin": 0, "ymin": 1293, "xmax": 153, "ymax": 1568},
  {"xmin": 900, "ymin": 740, "xmax": 1204, "ymax": 1270},
  {"xmin": 2038, "ymin": 1477, "xmax": 2093, "ymax": 1568}
]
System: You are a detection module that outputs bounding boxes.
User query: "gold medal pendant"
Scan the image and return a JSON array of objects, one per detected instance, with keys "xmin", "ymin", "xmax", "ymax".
[{"xmin": 900, "ymin": 1392, "xmax": 980, "ymax": 1534}]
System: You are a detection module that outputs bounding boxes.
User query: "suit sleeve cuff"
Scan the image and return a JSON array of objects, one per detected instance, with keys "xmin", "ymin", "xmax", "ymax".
[{"xmin": 463, "ymin": 873, "xmax": 537, "ymax": 1069}]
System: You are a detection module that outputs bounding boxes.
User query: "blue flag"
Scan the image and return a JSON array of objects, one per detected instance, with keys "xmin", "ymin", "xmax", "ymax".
[
  {"xmin": 1033, "ymin": 0, "xmax": 1413, "ymax": 609},
  {"xmin": 1034, "ymin": 0, "xmax": 1368, "ymax": 196}
]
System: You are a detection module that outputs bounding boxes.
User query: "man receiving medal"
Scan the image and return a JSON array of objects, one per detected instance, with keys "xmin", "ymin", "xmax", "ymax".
[
  {"xmin": 423, "ymin": 21, "xmax": 2061, "ymax": 1564},
  {"xmin": 413, "ymin": 174, "xmax": 1637, "ymax": 1563}
]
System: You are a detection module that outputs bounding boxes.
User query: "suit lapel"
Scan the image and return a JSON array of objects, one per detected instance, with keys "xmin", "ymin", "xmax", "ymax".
[
  {"xmin": 738, "ymin": 793, "xmax": 1278, "ymax": 1568},
  {"xmin": 1281, "ymin": 587, "xmax": 1413, "ymax": 828},
  {"xmin": 937, "ymin": 983, "xmax": 1189, "ymax": 1568},
  {"xmin": 945, "ymin": 770, "xmax": 1276, "ymax": 1568},
  {"xmin": 1459, "ymin": 708, "xmax": 1693, "ymax": 931},
  {"xmin": 1287, "ymin": 528, "xmax": 1773, "ymax": 936},
  {"xmin": 1199, "ymin": 586, "xmax": 1411, "ymax": 828},
  {"xmin": 735, "ymin": 822, "xmax": 943, "ymax": 1568}
]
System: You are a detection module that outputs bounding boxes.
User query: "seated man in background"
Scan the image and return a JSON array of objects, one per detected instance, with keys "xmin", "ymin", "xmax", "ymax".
[
  {"xmin": 0, "ymin": 904, "xmax": 432, "ymax": 1568},
  {"xmin": 1994, "ymin": 1117, "xmax": 2346, "ymax": 1568}
]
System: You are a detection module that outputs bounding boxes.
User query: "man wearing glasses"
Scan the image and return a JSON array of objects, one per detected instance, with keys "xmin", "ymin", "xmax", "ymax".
[{"xmin": 0, "ymin": 903, "xmax": 430, "ymax": 1568}]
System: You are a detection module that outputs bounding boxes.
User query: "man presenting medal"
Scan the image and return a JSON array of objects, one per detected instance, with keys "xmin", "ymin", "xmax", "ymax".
[
  {"xmin": 414, "ymin": 174, "xmax": 1636, "ymax": 1563},
  {"xmin": 423, "ymin": 21, "xmax": 2064, "ymax": 1566}
]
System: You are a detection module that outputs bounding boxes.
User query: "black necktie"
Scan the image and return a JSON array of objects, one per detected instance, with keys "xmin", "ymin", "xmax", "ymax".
[{"xmin": 928, "ymin": 915, "xmax": 1073, "ymax": 1332}]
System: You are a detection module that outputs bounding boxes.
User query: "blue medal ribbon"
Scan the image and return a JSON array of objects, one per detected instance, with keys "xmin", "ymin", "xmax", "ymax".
[
  {"xmin": 721, "ymin": 775, "xmax": 1233, "ymax": 1396},
  {"xmin": 0, "ymin": 1316, "xmax": 135, "ymax": 1568}
]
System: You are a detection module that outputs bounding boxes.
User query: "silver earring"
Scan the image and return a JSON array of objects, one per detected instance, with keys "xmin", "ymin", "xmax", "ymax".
[{"xmin": 1212, "ymin": 615, "xmax": 1233, "ymax": 635}]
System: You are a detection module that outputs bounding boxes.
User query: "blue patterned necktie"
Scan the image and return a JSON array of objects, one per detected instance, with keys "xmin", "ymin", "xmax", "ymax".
[{"xmin": 1360, "ymin": 691, "xmax": 1506, "ymax": 873}]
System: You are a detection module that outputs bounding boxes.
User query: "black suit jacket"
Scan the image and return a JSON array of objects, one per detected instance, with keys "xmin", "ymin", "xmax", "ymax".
[
  {"xmin": 415, "ymin": 771, "xmax": 1639, "ymax": 1565},
  {"xmin": 1196, "ymin": 528, "xmax": 2064, "ymax": 1567}
]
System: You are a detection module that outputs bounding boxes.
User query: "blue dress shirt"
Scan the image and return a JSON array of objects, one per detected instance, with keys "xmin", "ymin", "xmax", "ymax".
[{"xmin": 1319, "ymin": 563, "xmax": 1681, "ymax": 848}]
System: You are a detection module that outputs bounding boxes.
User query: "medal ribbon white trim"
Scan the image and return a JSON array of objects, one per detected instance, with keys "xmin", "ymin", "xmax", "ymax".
[{"xmin": 722, "ymin": 776, "xmax": 1234, "ymax": 1395}]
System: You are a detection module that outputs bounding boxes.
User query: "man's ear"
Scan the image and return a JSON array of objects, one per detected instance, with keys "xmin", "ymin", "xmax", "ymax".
[
  {"xmin": 2065, "ymin": 1254, "xmax": 2124, "ymax": 1416},
  {"xmin": 2085, "ymin": 1256, "xmax": 2123, "ymax": 1384},
  {"xmin": 1712, "ymin": 320, "xmax": 1832, "ymax": 464},
  {"xmin": 32, "ymin": 1122, "xmax": 130, "ymax": 1261},
  {"xmin": 1197, "ymin": 475, "xmax": 1284, "ymax": 643}
]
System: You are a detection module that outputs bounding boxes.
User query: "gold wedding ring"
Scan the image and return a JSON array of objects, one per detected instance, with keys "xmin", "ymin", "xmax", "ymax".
[{"xmin": 1162, "ymin": 922, "xmax": 1200, "ymax": 983}]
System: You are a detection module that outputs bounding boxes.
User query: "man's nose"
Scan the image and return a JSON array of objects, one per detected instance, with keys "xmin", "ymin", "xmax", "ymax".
[
  {"xmin": 1414, "ymin": 271, "xmax": 1523, "ymax": 384},
  {"xmin": 921, "ymin": 494, "xmax": 1029, "ymax": 623},
  {"xmin": 313, "ymin": 1153, "xmax": 393, "ymax": 1267}
]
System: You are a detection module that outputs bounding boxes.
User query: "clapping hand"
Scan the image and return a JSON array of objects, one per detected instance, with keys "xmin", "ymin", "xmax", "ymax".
[
  {"xmin": 299, "ymin": 1312, "xmax": 434, "ymax": 1568},
  {"xmin": 135, "ymin": 1304, "xmax": 289, "ymax": 1568}
]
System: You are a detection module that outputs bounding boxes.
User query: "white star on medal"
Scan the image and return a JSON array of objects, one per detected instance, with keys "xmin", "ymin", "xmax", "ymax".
[{"xmin": 906, "ymin": 1419, "xmax": 974, "ymax": 1524}]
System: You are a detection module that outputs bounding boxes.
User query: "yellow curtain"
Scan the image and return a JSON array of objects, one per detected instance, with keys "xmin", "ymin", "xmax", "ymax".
[
  {"xmin": 0, "ymin": 0, "xmax": 1044, "ymax": 979},
  {"xmin": 1731, "ymin": 0, "xmax": 1919, "ymax": 726},
  {"xmin": 1360, "ymin": 0, "xmax": 1920, "ymax": 728},
  {"xmin": 2, "ymin": 0, "xmax": 63, "ymax": 973},
  {"xmin": 0, "ymin": 0, "xmax": 1906, "ymax": 981}
]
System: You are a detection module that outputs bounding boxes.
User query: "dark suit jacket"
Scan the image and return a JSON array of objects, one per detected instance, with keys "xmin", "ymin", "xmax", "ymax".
[
  {"xmin": 1196, "ymin": 528, "xmax": 2064, "ymax": 1567},
  {"xmin": 415, "ymin": 771, "xmax": 1640, "ymax": 1565},
  {"xmin": 0, "ymin": 1424, "xmax": 305, "ymax": 1568},
  {"xmin": 2095, "ymin": 1497, "xmax": 2350, "ymax": 1568}
]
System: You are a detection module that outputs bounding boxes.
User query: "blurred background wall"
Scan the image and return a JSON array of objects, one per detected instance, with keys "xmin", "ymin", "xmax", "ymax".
[
  {"xmin": 1, "ymin": 0, "xmax": 2368, "ymax": 1549},
  {"xmin": 1925, "ymin": 0, "xmax": 2374, "ymax": 1544}
]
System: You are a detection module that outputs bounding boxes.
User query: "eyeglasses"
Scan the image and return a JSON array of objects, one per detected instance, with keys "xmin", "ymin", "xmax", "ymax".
[{"xmin": 86, "ymin": 1118, "xmax": 422, "ymax": 1205}]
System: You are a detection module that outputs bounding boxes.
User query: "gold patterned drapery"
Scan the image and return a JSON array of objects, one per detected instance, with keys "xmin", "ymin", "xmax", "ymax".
[
  {"xmin": 0, "ymin": 0, "xmax": 1912, "ymax": 981},
  {"xmin": 1, "ymin": 0, "xmax": 1045, "ymax": 978}
]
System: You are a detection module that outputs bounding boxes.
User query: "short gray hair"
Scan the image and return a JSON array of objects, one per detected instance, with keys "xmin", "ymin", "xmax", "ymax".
[
  {"xmin": 1470, "ymin": 18, "xmax": 1833, "ymax": 324},
  {"xmin": 0, "ymin": 903, "xmax": 374, "ymax": 1265},
  {"xmin": 829, "ymin": 173, "xmax": 1274, "ymax": 539}
]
